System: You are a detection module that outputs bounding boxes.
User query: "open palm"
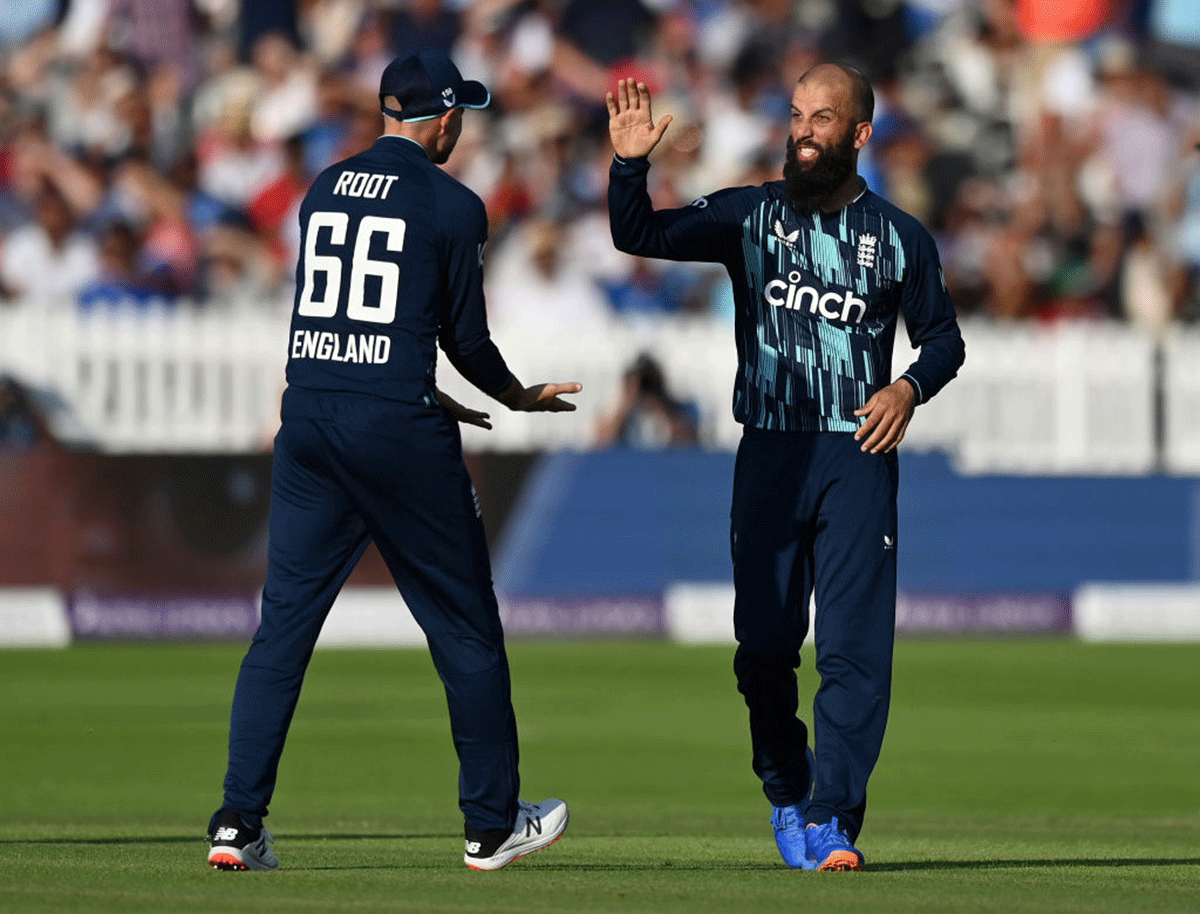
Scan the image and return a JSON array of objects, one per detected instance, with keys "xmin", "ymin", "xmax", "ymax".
[{"xmin": 606, "ymin": 79, "xmax": 672, "ymax": 159}]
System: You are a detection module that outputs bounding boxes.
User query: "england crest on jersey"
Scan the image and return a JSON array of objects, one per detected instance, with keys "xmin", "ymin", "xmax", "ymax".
[{"xmin": 856, "ymin": 233, "xmax": 877, "ymax": 269}]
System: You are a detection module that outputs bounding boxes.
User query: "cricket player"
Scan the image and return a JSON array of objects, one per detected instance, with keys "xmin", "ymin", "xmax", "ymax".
[
  {"xmin": 607, "ymin": 65, "xmax": 965, "ymax": 870},
  {"xmin": 207, "ymin": 49, "xmax": 578, "ymax": 872}
]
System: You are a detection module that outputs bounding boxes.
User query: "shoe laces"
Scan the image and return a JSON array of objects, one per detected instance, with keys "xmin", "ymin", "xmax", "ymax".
[
  {"xmin": 809, "ymin": 816, "xmax": 853, "ymax": 847},
  {"xmin": 771, "ymin": 805, "xmax": 804, "ymax": 835}
]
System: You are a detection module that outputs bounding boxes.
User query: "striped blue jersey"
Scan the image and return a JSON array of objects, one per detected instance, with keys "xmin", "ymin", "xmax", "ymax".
[
  {"xmin": 608, "ymin": 155, "xmax": 965, "ymax": 431},
  {"xmin": 284, "ymin": 135, "xmax": 511, "ymax": 407}
]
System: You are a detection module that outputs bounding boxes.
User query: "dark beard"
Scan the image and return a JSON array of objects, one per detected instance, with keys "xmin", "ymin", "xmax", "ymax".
[{"xmin": 783, "ymin": 130, "xmax": 857, "ymax": 214}]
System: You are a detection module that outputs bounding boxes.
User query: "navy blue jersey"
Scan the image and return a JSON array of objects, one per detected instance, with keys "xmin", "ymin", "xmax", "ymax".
[
  {"xmin": 609, "ymin": 155, "xmax": 965, "ymax": 432},
  {"xmin": 285, "ymin": 135, "xmax": 510, "ymax": 405}
]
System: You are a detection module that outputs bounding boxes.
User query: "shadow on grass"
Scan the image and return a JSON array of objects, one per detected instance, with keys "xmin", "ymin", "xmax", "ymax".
[
  {"xmin": 5, "ymin": 836, "xmax": 1197, "ymax": 875},
  {"xmin": 482, "ymin": 858, "xmax": 1200, "ymax": 873},
  {"xmin": 871, "ymin": 858, "xmax": 1200, "ymax": 873},
  {"xmin": 0, "ymin": 833, "xmax": 451, "ymax": 846}
]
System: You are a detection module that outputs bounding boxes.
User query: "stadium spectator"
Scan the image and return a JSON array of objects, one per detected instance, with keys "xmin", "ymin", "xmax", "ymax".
[
  {"xmin": 335, "ymin": 9, "xmax": 394, "ymax": 94},
  {"xmin": 237, "ymin": 0, "xmax": 301, "ymax": 63},
  {"xmin": 598, "ymin": 255, "xmax": 701, "ymax": 316},
  {"xmin": 0, "ymin": 374, "xmax": 43, "ymax": 449},
  {"xmin": 247, "ymin": 31, "xmax": 319, "ymax": 145},
  {"xmin": 195, "ymin": 92, "xmax": 285, "ymax": 211},
  {"xmin": 594, "ymin": 352, "xmax": 700, "ymax": 448},
  {"xmin": 0, "ymin": 181, "xmax": 100, "ymax": 303},
  {"xmin": 483, "ymin": 150, "xmax": 535, "ymax": 243},
  {"xmin": 694, "ymin": 40, "xmax": 784, "ymax": 191},
  {"xmin": 47, "ymin": 46, "xmax": 142, "ymax": 161},
  {"xmin": 104, "ymin": 0, "xmax": 203, "ymax": 92},
  {"xmin": 77, "ymin": 218, "xmax": 169, "ymax": 310},
  {"xmin": 197, "ymin": 215, "xmax": 281, "ymax": 304},
  {"xmin": 485, "ymin": 216, "xmax": 612, "ymax": 332},
  {"xmin": 1168, "ymin": 140, "xmax": 1200, "ymax": 320},
  {"xmin": 110, "ymin": 158, "xmax": 200, "ymax": 296},
  {"xmin": 170, "ymin": 149, "xmax": 240, "ymax": 235},
  {"xmin": 247, "ymin": 132, "xmax": 311, "ymax": 271},
  {"xmin": 569, "ymin": 0, "xmax": 656, "ymax": 65},
  {"xmin": 389, "ymin": 0, "xmax": 462, "ymax": 56},
  {"xmin": 1117, "ymin": 212, "xmax": 1176, "ymax": 334}
]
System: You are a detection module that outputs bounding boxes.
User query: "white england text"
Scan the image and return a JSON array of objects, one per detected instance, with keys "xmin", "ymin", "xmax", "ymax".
[{"xmin": 291, "ymin": 330, "xmax": 392, "ymax": 364}]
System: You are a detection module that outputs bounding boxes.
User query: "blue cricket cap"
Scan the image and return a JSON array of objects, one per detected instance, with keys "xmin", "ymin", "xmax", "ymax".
[{"xmin": 379, "ymin": 49, "xmax": 490, "ymax": 122}]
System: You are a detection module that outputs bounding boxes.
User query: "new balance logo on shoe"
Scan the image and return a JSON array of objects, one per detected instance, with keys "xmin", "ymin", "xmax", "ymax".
[
  {"xmin": 464, "ymin": 798, "xmax": 568, "ymax": 871},
  {"xmin": 207, "ymin": 810, "xmax": 279, "ymax": 871}
]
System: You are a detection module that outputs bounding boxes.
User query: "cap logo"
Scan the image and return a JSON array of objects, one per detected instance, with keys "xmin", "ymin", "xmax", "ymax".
[{"xmin": 442, "ymin": 87, "xmax": 455, "ymax": 108}]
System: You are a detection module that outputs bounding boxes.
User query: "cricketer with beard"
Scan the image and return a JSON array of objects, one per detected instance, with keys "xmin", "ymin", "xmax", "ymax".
[{"xmin": 606, "ymin": 65, "xmax": 965, "ymax": 871}]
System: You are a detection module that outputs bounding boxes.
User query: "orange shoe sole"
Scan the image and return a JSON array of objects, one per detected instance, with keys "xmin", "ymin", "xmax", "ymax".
[
  {"xmin": 816, "ymin": 850, "xmax": 864, "ymax": 871},
  {"xmin": 208, "ymin": 852, "xmax": 249, "ymax": 871}
]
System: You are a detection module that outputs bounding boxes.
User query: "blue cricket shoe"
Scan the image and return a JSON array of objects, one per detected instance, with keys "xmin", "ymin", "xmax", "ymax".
[
  {"xmin": 805, "ymin": 816, "xmax": 865, "ymax": 871},
  {"xmin": 770, "ymin": 746, "xmax": 816, "ymax": 868}
]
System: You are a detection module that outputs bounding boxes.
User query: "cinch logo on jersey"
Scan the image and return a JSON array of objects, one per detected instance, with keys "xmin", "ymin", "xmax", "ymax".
[
  {"xmin": 764, "ymin": 271, "xmax": 867, "ymax": 324},
  {"xmin": 291, "ymin": 330, "xmax": 392, "ymax": 364}
]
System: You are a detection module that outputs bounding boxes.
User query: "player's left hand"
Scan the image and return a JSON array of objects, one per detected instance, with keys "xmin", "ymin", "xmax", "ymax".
[
  {"xmin": 853, "ymin": 379, "xmax": 916, "ymax": 454},
  {"xmin": 436, "ymin": 388, "xmax": 492, "ymax": 430}
]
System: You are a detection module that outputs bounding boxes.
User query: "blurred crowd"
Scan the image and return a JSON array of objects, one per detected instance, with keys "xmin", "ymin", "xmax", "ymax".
[{"xmin": 0, "ymin": 0, "xmax": 1198, "ymax": 335}]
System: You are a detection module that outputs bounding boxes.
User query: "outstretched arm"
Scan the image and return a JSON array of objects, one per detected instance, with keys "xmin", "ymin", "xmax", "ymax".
[
  {"xmin": 606, "ymin": 79, "xmax": 672, "ymax": 160},
  {"xmin": 495, "ymin": 375, "xmax": 582, "ymax": 412}
]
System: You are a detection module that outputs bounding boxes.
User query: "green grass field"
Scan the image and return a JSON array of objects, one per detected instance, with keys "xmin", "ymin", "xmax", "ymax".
[{"xmin": 1, "ymin": 638, "xmax": 1197, "ymax": 913}]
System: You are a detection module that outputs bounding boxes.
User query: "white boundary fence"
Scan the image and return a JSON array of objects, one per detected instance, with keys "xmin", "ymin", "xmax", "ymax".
[{"xmin": 2, "ymin": 302, "xmax": 1198, "ymax": 474}]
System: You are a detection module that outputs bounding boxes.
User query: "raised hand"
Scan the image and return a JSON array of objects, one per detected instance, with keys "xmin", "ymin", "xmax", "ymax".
[{"xmin": 606, "ymin": 79, "xmax": 672, "ymax": 160}]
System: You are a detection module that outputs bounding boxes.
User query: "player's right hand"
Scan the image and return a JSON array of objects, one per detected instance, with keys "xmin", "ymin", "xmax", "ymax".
[{"xmin": 606, "ymin": 79, "xmax": 672, "ymax": 160}]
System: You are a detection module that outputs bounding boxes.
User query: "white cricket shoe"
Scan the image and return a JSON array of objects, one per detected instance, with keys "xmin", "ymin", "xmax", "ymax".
[
  {"xmin": 207, "ymin": 810, "xmax": 279, "ymax": 871},
  {"xmin": 464, "ymin": 798, "xmax": 569, "ymax": 870}
]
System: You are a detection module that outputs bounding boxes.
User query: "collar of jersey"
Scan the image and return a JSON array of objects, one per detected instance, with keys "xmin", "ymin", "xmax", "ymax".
[{"xmin": 378, "ymin": 134, "xmax": 429, "ymax": 158}]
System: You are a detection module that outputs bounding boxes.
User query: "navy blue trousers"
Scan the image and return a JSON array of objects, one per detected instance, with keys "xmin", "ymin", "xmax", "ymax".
[
  {"xmin": 730, "ymin": 428, "xmax": 898, "ymax": 842},
  {"xmin": 218, "ymin": 392, "xmax": 519, "ymax": 833}
]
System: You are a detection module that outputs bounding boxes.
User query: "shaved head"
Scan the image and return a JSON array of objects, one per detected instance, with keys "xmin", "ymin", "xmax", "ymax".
[{"xmin": 797, "ymin": 63, "xmax": 874, "ymax": 126}]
